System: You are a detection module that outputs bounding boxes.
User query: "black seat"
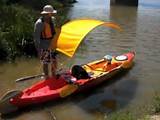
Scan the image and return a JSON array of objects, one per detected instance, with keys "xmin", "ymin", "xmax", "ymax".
[{"xmin": 71, "ymin": 65, "xmax": 90, "ymax": 80}]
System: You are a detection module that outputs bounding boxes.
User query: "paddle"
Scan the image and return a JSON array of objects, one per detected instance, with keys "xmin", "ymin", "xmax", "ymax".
[
  {"xmin": 15, "ymin": 63, "xmax": 68, "ymax": 82},
  {"xmin": 15, "ymin": 61, "xmax": 69, "ymax": 83},
  {"xmin": 15, "ymin": 74, "xmax": 44, "ymax": 82},
  {"xmin": 15, "ymin": 54, "xmax": 72, "ymax": 83}
]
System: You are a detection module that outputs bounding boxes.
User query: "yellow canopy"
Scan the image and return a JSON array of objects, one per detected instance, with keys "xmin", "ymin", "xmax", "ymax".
[{"xmin": 51, "ymin": 19, "xmax": 122, "ymax": 57}]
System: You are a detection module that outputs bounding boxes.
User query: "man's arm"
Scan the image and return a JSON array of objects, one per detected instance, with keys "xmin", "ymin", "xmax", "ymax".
[{"xmin": 34, "ymin": 19, "xmax": 43, "ymax": 50}]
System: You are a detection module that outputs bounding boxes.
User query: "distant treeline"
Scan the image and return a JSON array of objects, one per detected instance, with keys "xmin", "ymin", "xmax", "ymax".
[{"xmin": 0, "ymin": 0, "xmax": 75, "ymax": 61}]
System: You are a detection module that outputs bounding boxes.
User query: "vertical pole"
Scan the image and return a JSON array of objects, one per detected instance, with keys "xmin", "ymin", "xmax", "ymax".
[{"xmin": 110, "ymin": 0, "xmax": 138, "ymax": 6}]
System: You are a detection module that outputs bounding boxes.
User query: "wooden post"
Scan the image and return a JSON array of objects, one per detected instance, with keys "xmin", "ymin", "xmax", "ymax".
[{"xmin": 110, "ymin": 0, "xmax": 138, "ymax": 6}]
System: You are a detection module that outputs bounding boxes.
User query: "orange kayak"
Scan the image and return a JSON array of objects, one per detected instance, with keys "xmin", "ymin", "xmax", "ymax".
[{"xmin": 0, "ymin": 52, "xmax": 135, "ymax": 114}]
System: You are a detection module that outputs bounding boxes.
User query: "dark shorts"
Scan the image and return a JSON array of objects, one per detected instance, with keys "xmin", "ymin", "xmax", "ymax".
[{"xmin": 40, "ymin": 49, "xmax": 57, "ymax": 64}]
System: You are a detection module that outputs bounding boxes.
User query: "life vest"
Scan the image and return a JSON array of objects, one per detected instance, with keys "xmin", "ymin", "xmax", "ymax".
[{"xmin": 41, "ymin": 17, "xmax": 56, "ymax": 40}]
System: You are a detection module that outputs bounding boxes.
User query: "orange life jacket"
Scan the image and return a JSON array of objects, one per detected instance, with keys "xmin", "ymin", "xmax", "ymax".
[{"xmin": 41, "ymin": 18, "xmax": 56, "ymax": 40}]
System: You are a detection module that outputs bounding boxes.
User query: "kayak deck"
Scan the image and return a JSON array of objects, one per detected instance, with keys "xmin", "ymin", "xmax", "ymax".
[
  {"xmin": 23, "ymin": 79, "xmax": 66, "ymax": 97},
  {"xmin": 9, "ymin": 52, "xmax": 135, "ymax": 108}
]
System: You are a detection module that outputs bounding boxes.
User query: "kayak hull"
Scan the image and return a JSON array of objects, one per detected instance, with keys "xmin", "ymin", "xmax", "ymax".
[
  {"xmin": 76, "ymin": 67, "xmax": 122, "ymax": 93},
  {"xmin": 0, "ymin": 52, "xmax": 135, "ymax": 114}
]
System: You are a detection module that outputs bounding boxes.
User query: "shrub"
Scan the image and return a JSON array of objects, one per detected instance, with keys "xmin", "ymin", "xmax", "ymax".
[{"xmin": 0, "ymin": 5, "xmax": 37, "ymax": 61}]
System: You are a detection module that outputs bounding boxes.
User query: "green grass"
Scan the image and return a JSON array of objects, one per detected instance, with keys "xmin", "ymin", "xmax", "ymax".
[
  {"xmin": 105, "ymin": 93, "xmax": 160, "ymax": 120},
  {"xmin": 151, "ymin": 94, "xmax": 160, "ymax": 114},
  {"xmin": 108, "ymin": 111, "xmax": 135, "ymax": 120}
]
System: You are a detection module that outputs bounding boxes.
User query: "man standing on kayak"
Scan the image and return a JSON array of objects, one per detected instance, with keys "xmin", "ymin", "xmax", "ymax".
[{"xmin": 34, "ymin": 5, "xmax": 57, "ymax": 79}]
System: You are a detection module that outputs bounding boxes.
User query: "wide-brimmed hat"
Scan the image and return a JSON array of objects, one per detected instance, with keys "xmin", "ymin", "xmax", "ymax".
[{"xmin": 41, "ymin": 5, "xmax": 57, "ymax": 15}]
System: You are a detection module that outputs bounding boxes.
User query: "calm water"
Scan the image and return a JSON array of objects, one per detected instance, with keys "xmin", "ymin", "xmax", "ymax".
[{"xmin": 1, "ymin": 0, "xmax": 160, "ymax": 119}]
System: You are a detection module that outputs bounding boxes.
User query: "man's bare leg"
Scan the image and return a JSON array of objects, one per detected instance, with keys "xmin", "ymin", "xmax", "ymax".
[
  {"xmin": 43, "ymin": 64, "xmax": 49, "ymax": 79},
  {"xmin": 51, "ymin": 59, "xmax": 57, "ymax": 77}
]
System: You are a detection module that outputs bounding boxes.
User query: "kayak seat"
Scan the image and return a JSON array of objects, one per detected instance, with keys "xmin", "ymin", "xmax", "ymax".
[{"xmin": 71, "ymin": 65, "xmax": 91, "ymax": 80}]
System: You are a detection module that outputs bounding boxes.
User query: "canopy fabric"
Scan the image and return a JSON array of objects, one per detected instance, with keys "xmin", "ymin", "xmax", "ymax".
[{"xmin": 52, "ymin": 19, "xmax": 122, "ymax": 57}]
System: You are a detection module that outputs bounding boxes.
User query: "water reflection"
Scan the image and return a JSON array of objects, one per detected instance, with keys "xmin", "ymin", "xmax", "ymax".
[
  {"xmin": 68, "ymin": 70, "xmax": 138, "ymax": 117},
  {"xmin": 109, "ymin": 6, "xmax": 138, "ymax": 54}
]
